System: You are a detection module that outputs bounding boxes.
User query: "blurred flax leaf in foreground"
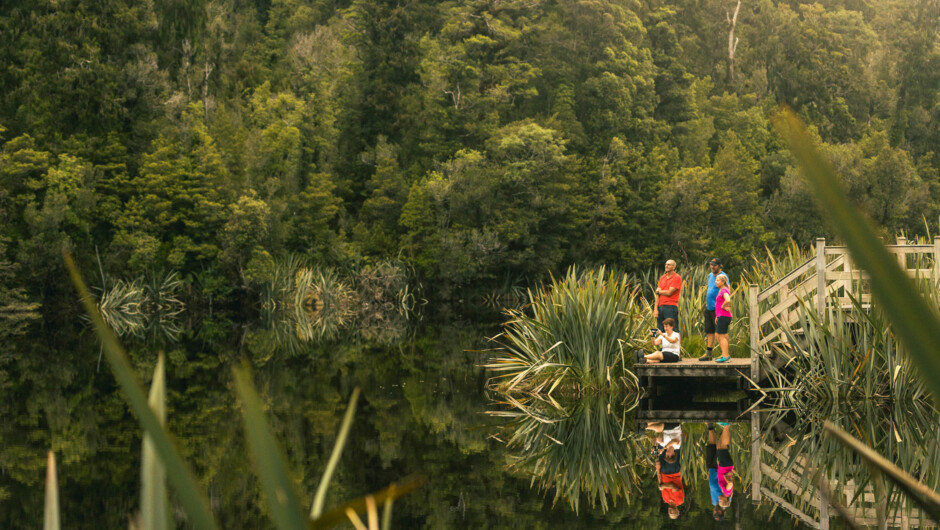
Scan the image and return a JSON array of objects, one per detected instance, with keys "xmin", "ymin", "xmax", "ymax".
[
  {"xmin": 64, "ymin": 251, "xmax": 220, "ymax": 530},
  {"xmin": 772, "ymin": 108, "xmax": 940, "ymax": 522}
]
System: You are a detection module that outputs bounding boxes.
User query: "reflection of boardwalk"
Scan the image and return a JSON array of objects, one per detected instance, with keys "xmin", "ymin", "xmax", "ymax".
[{"xmin": 756, "ymin": 440, "xmax": 935, "ymax": 529}]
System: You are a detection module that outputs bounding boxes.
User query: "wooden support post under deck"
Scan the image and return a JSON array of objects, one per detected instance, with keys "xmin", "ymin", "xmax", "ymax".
[
  {"xmin": 751, "ymin": 412, "xmax": 761, "ymax": 504},
  {"xmin": 816, "ymin": 238, "xmax": 826, "ymax": 319},
  {"xmin": 749, "ymin": 284, "xmax": 759, "ymax": 382}
]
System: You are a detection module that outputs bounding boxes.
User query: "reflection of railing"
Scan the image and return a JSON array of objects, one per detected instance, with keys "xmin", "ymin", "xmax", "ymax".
[
  {"xmin": 755, "ymin": 439, "xmax": 933, "ymax": 529},
  {"xmin": 748, "ymin": 236, "xmax": 940, "ymax": 381}
]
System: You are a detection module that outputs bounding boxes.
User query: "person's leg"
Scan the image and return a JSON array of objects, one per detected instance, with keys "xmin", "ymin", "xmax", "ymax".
[
  {"xmin": 657, "ymin": 309, "xmax": 665, "ymax": 331},
  {"xmin": 717, "ymin": 333, "xmax": 730, "ymax": 359},
  {"xmin": 647, "ymin": 422, "xmax": 665, "ymax": 433},
  {"xmin": 708, "ymin": 427, "xmax": 717, "ymax": 444},
  {"xmin": 707, "ymin": 333, "xmax": 715, "ymax": 348},
  {"xmin": 663, "ymin": 305, "xmax": 679, "ymax": 330},
  {"xmin": 718, "ymin": 424, "xmax": 731, "ymax": 450},
  {"xmin": 645, "ymin": 352, "xmax": 664, "ymax": 363}
]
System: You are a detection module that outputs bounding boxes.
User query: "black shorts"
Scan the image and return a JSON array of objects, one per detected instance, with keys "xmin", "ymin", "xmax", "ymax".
[
  {"xmin": 718, "ymin": 448, "xmax": 734, "ymax": 467},
  {"xmin": 704, "ymin": 309, "xmax": 716, "ymax": 334},
  {"xmin": 662, "ymin": 350, "xmax": 680, "ymax": 362},
  {"xmin": 657, "ymin": 304, "xmax": 679, "ymax": 331},
  {"xmin": 716, "ymin": 316, "xmax": 732, "ymax": 334},
  {"xmin": 706, "ymin": 443, "xmax": 718, "ymax": 469}
]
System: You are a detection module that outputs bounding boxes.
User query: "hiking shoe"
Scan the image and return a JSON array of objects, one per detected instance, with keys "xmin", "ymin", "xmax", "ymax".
[
  {"xmin": 707, "ymin": 423, "xmax": 715, "ymax": 430},
  {"xmin": 634, "ymin": 351, "xmax": 646, "ymax": 364},
  {"xmin": 698, "ymin": 353, "xmax": 712, "ymax": 361}
]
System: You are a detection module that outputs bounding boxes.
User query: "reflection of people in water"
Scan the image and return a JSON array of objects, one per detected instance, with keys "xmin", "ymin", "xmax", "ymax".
[
  {"xmin": 650, "ymin": 422, "xmax": 684, "ymax": 519},
  {"xmin": 707, "ymin": 423, "xmax": 734, "ymax": 520}
]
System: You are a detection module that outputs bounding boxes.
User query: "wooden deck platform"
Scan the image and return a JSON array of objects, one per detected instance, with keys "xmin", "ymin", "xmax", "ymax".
[{"xmin": 634, "ymin": 358, "xmax": 751, "ymax": 378}]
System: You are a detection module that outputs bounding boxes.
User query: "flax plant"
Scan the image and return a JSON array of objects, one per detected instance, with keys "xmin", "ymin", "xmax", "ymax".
[{"xmin": 485, "ymin": 266, "xmax": 650, "ymax": 393}]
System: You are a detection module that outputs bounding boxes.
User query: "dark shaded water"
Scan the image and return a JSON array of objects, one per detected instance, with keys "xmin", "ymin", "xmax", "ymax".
[{"xmin": 0, "ymin": 315, "xmax": 929, "ymax": 528}]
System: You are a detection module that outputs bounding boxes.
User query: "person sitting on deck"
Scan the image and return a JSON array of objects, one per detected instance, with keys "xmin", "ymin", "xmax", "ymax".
[{"xmin": 636, "ymin": 318, "xmax": 681, "ymax": 364}]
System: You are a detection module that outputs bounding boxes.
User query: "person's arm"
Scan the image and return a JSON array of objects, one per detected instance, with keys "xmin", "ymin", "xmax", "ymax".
[
  {"xmin": 662, "ymin": 286, "xmax": 678, "ymax": 296},
  {"xmin": 653, "ymin": 288, "xmax": 660, "ymax": 315},
  {"xmin": 662, "ymin": 332, "xmax": 679, "ymax": 344}
]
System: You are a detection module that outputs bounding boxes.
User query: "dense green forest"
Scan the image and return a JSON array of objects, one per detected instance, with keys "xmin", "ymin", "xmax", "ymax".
[{"xmin": 2, "ymin": 0, "xmax": 939, "ymax": 317}]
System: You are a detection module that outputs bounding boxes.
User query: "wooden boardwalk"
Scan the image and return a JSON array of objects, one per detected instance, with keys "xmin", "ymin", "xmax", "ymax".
[{"xmin": 634, "ymin": 358, "xmax": 751, "ymax": 378}]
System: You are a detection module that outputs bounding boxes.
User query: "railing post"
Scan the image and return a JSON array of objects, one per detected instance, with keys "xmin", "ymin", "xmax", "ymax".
[
  {"xmin": 897, "ymin": 235, "xmax": 907, "ymax": 270},
  {"xmin": 749, "ymin": 283, "xmax": 759, "ymax": 382},
  {"xmin": 933, "ymin": 236, "xmax": 940, "ymax": 280},
  {"xmin": 816, "ymin": 238, "xmax": 826, "ymax": 320},
  {"xmin": 843, "ymin": 251, "xmax": 853, "ymax": 299}
]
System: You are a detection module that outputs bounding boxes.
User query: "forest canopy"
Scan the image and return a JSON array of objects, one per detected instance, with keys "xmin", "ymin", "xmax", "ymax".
[{"xmin": 1, "ymin": 0, "xmax": 939, "ymax": 310}]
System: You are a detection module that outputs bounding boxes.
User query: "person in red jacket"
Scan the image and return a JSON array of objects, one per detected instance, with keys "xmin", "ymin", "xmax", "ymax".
[
  {"xmin": 654, "ymin": 259, "xmax": 682, "ymax": 332},
  {"xmin": 655, "ymin": 428, "xmax": 685, "ymax": 520}
]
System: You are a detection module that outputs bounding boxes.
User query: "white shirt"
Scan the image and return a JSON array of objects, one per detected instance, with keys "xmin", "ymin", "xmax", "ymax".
[
  {"xmin": 660, "ymin": 425, "xmax": 682, "ymax": 449},
  {"xmin": 657, "ymin": 331, "xmax": 681, "ymax": 354}
]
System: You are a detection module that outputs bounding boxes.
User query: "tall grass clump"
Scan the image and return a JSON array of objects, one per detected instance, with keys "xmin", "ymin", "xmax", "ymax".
[
  {"xmin": 487, "ymin": 393, "xmax": 643, "ymax": 513},
  {"xmin": 486, "ymin": 266, "xmax": 650, "ymax": 393}
]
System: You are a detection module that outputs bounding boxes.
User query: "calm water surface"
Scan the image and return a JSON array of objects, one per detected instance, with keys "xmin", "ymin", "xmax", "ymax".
[{"xmin": 0, "ymin": 313, "xmax": 932, "ymax": 528}]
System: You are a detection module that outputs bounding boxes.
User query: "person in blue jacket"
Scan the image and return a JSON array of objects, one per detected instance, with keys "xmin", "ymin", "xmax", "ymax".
[{"xmin": 699, "ymin": 258, "xmax": 729, "ymax": 361}]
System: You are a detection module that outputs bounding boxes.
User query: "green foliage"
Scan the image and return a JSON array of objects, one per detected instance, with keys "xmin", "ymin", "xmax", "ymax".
[
  {"xmin": 3, "ymin": 0, "xmax": 940, "ymax": 305},
  {"xmin": 486, "ymin": 266, "xmax": 650, "ymax": 392}
]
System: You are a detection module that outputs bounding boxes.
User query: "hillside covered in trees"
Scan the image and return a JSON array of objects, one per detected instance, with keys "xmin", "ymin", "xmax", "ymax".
[{"xmin": 1, "ymin": 0, "xmax": 939, "ymax": 312}]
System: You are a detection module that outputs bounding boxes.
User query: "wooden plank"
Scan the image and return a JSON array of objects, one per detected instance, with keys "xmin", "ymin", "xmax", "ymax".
[
  {"xmin": 934, "ymin": 236, "xmax": 940, "ymax": 280},
  {"xmin": 760, "ymin": 487, "xmax": 821, "ymax": 529},
  {"xmin": 826, "ymin": 245, "xmax": 933, "ymax": 254},
  {"xmin": 634, "ymin": 358, "xmax": 751, "ymax": 377},
  {"xmin": 750, "ymin": 284, "xmax": 760, "ymax": 382},
  {"xmin": 817, "ymin": 239, "xmax": 827, "ymax": 319}
]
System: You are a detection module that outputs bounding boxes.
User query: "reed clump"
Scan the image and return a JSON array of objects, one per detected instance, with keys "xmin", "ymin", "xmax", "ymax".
[{"xmin": 485, "ymin": 266, "xmax": 650, "ymax": 394}]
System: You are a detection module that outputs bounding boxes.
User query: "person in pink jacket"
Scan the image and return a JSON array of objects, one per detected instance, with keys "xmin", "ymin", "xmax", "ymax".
[{"xmin": 714, "ymin": 274, "xmax": 733, "ymax": 362}]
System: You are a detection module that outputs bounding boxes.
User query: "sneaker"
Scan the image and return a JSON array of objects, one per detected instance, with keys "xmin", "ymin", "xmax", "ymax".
[
  {"xmin": 715, "ymin": 356, "xmax": 731, "ymax": 363},
  {"xmin": 698, "ymin": 353, "xmax": 712, "ymax": 361},
  {"xmin": 634, "ymin": 351, "xmax": 646, "ymax": 364},
  {"xmin": 717, "ymin": 422, "xmax": 729, "ymax": 426}
]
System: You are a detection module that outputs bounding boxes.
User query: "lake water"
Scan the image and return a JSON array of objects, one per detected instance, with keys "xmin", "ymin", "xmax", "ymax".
[{"xmin": 1, "ymin": 311, "xmax": 935, "ymax": 528}]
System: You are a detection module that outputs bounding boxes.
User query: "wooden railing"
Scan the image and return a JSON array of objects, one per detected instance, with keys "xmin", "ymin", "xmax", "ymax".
[{"xmin": 747, "ymin": 236, "xmax": 940, "ymax": 381}]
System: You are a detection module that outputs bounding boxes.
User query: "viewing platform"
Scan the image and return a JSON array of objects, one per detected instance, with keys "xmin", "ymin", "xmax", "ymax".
[{"xmin": 633, "ymin": 357, "xmax": 750, "ymax": 379}]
